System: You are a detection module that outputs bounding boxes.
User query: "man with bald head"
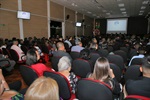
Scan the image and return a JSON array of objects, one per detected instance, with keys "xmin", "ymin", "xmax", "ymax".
[{"xmin": 53, "ymin": 42, "xmax": 72, "ymax": 61}]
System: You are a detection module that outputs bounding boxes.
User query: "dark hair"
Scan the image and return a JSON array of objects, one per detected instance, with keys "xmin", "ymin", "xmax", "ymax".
[
  {"xmin": 26, "ymin": 48, "xmax": 38, "ymax": 66},
  {"xmin": 142, "ymin": 56, "xmax": 150, "ymax": 69},
  {"xmin": 79, "ymin": 49, "xmax": 90, "ymax": 60}
]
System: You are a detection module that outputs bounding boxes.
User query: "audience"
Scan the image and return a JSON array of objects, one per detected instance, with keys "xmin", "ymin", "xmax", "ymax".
[
  {"xmin": 26, "ymin": 48, "xmax": 52, "ymax": 76},
  {"xmin": 58, "ymin": 56, "xmax": 78, "ymax": 93},
  {"xmin": 25, "ymin": 76, "xmax": 60, "ymax": 100},
  {"xmin": 124, "ymin": 56, "xmax": 150, "ymax": 98}
]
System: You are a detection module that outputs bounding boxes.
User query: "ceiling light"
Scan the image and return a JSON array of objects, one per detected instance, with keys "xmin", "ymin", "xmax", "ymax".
[
  {"xmin": 122, "ymin": 12, "xmax": 126, "ymax": 14},
  {"xmin": 87, "ymin": 11, "xmax": 92, "ymax": 14},
  {"xmin": 139, "ymin": 13, "xmax": 143, "ymax": 15},
  {"xmin": 142, "ymin": 1, "xmax": 149, "ymax": 4},
  {"xmin": 118, "ymin": 3, "xmax": 124, "ymax": 7},
  {"xmin": 106, "ymin": 13, "xmax": 110, "ymax": 15},
  {"xmin": 141, "ymin": 6, "xmax": 146, "ymax": 9},
  {"xmin": 140, "ymin": 11, "xmax": 144, "ymax": 13},
  {"xmin": 120, "ymin": 8, "xmax": 126, "ymax": 11}
]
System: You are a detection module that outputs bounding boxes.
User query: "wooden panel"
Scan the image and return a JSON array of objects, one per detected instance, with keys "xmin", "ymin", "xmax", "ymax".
[
  {"xmin": 50, "ymin": 1, "xmax": 64, "ymax": 20},
  {"xmin": 84, "ymin": 16, "xmax": 93, "ymax": 36},
  {"xmin": 23, "ymin": 16, "xmax": 48, "ymax": 38},
  {"xmin": 65, "ymin": 8, "xmax": 75, "ymax": 22},
  {"xmin": 22, "ymin": 0, "xmax": 47, "ymax": 16},
  {"xmin": 65, "ymin": 22, "xmax": 75, "ymax": 37},
  {"xmin": 0, "ymin": 0, "xmax": 18, "ymax": 10}
]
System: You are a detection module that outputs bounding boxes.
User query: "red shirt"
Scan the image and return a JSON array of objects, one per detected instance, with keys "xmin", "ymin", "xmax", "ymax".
[{"xmin": 31, "ymin": 63, "xmax": 52, "ymax": 76}]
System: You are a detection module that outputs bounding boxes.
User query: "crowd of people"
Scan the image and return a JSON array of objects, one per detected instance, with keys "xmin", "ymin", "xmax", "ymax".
[{"xmin": 0, "ymin": 33, "xmax": 150, "ymax": 99}]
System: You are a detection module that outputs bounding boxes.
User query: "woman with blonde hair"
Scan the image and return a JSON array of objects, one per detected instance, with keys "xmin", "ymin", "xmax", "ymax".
[
  {"xmin": 25, "ymin": 76, "xmax": 59, "ymax": 100},
  {"xmin": 89, "ymin": 57, "xmax": 121, "ymax": 96}
]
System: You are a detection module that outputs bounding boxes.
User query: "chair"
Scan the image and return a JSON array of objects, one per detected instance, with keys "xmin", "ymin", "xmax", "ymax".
[
  {"xmin": 2, "ymin": 48, "xmax": 12, "ymax": 59},
  {"xmin": 107, "ymin": 54, "xmax": 125, "ymax": 71},
  {"xmin": 44, "ymin": 71, "xmax": 74, "ymax": 100},
  {"xmin": 124, "ymin": 65, "xmax": 142, "ymax": 82},
  {"xmin": 72, "ymin": 58, "xmax": 93, "ymax": 78},
  {"xmin": 98, "ymin": 49, "xmax": 109, "ymax": 57},
  {"xmin": 130, "ymin": 58, "xmax": 143, "ymax": 66},
  {"xmin": 114, "ymin": 50, "xmax": 128, "ymax": 64},
  {"xmin": 70, "ymin": 51, "xmax": 80, "ymax": 60},
  {"xmin": 90, "ymin": 52, "xmax": 100, "ymax": 64},
  {"xmin": 20, "ymin": 65, "xmax": 38, "ymax": 86},
  {"xmin": 9, "ymin": 80, "xmax": 22, "ymax": 91},
  {"xmin": 51, "ymin": 56, "xmax": 61, "ymax": 71},
  {"xmin": 125, "ymin": 95, "xmax": 150, "ymax": 100},
  {"xmin": 76, "ymin": 78, "xmax": 113, "ymax": 100},
  {"xmin": 21, "ymin": 45, "xmax": 28, "ymax": 55},
  {"xmin": 120, "ymin": 47, "xmax": 128, "ymax": 54},
  {"xmin": 9, "ymin": 49, "xmax": 25, "ymax": 64},
  {"xmin": 109, "ymin": 63, "xmax": 122, "ymax": 82}
]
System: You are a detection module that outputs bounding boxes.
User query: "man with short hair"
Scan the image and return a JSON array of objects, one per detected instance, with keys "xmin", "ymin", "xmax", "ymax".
[
  {"xmin": 71, "ymin": 39, "xmax": 84, "ymax": 52},
  {"xmin": 53, "ymin": 42, "xmax": 72, "ymax": 61},
  {"xmin": 125, "ymin": 56, "xmax": 150, "ymax": 98}
]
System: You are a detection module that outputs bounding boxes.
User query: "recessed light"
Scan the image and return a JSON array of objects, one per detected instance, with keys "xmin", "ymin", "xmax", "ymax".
[
  {"xmin": 142, "ymin": 1, "xmax": 149, "ymax": 4},
  {"xmin": 87, "ymin": 11, "xmax": 92, "ymax": 14},
  {"xmin": 139, "ymin": 13, "xmax": 143, "ymax": 15},
  {"xmin": 141, "ymin": 6, "xmax": 146, "ymax": 9},
  {"xmin": 140, "ymin": 11, "xmax": 144, "ymax": 13},
  {"xmin": 106, "ymin": 13, "xmax": 110, "ymax": 15},
  {"xmin": 118, "ymin": 3, "xmax": 124, "ymax": 7},
  {"xmin": 120, "ymin": 8, "xmax": 126, "ymax": 11},
  {"xmin": 122, "ymin": 12, "xmax": 126, "ymax": 14}
]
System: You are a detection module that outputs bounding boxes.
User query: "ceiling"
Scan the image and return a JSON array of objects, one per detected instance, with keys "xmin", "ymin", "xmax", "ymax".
[{"xmin": 50, "ymin": 0, "xmax": 150, "ymax": 19}]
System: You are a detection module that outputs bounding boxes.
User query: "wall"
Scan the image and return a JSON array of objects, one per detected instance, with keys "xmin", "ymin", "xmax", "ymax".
[
  {"xmin": 77, "ymin": 13, "xmax": 83, "ymax": 36},
  {"xmin": 84, "ymin": 15, "xmax": 93, "ymax": 36},
  {"xmin": 0, "ymin": 0, "xmax": 94, "ymax": 39}
]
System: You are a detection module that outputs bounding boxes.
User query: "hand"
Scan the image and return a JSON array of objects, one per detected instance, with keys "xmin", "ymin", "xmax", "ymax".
[{"xmin": 109, "ymin": 69, "xmax": 115, "ymax": 78}]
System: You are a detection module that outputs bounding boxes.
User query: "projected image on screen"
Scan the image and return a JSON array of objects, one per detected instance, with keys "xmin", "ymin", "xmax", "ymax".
[{"xmin": 107, "ymin": 19, "xmax": 128, "ymax": 34}]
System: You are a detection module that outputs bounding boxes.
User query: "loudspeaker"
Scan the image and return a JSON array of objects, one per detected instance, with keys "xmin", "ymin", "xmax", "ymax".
[{"xmin": 66, "ymin": 15, "xmax": 70, "ymax": 20}]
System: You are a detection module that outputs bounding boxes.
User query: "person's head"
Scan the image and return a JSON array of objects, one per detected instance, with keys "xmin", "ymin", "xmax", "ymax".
[
  {"xmin": 141, "ymin": 56, "xmax": 150, "ymax": 77},
  {"xmin": 13, "ymin": 39, "xmax": 18, "ymax": 45},
  {"xmin": 58, "ymin": 56, "xmax": 71, "ymax": 71},
  {"xmin": 79, "ymin": 49, "xmax": 90, "ymax": 60},
  {"xmin": 133, "ymin": 42, "xmax": 141, "ymax": 50},
  {"xmin": 92, "ymin": 38, "xmax": 97, "ymax": 44},
  {"xmin": 25, "ymin": 76, "xmax": 59, "ymax": 100},
  {"xmin": 26, "ymin": 48, "xmax": 40, "ymax": 66},
  {"xmin": 89, "ymin": 43, "xmax": 98, "ymax": 50},
  {"xmin": 56, "ymin": 42, "xmax": 65, "ymax": 51},
  {"xmin": 92, "ymin": 57, "xmax": 110, "ymax": 81},
  {"xmin": 75, "ymin": 39, "xmax": 82, "ymax": 47},
  {"xmin": 137, "ymin": 47, "xmax": 146, "ymax": 55}
]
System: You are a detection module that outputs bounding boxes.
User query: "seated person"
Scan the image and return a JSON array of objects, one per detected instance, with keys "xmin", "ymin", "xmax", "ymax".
[
  {"xmin": 26, "ymin": 48, "xmax": 52, "ymax": 76},
  {"xmin": 124, "ymin": 56, "xmax": 150, "ymax": 98},
  {"xmin": 0, "ymin": 54, "xmax": 16, "ymax": 72},
  {"xmin": 71, "ymin": 39, "xmax": 84, "ymax": 52},
  {"xmin": 128, "ymin": 47, "xmax": 146, "ymax": 66},
  {"xmin": 58, "ymin": 56, "xmax": 78, "ymax": 94},
  {"xmin": 53, "ymin": 42, "xmax": 72, "ymax": 62},
  {"xmin": 25, "ymin": 76, "xmax": 60, "ymax": 100},
  {"xmin": 0, "ymin": 69, "xmax": 23, "ymax": 100},
  {"xmin": 88, "ymin": 57, "xmax": 122, "ymax": 96}
]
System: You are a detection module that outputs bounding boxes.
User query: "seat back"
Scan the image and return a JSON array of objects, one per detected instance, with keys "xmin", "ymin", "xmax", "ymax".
[
  {"xmin": 9, "ymin": 49, "xmax": 19, "ymax": 62},
  {"xmin": 109, "ymin": 63, "xmax": 122, "ymax": 82},
  {"xmin": 20, "ymin": 65, "xmax": 38, "ymax": 86},
  {"xmin": 21, "ymin": 45, "xmax": 28, "ymax": 55},
  {"xmin": 114, "ymin": 50, "xmax": 127, "ymax": 64},
  {"xmin": 90, "ymin": 53, "xmax": 100, "ymax": 64},
  {"xmin": 72, "ymin": 58, "xmax": 92, "ymax": 78},
  {"xmin": 130, "ymin": 58, "xmax": 143, "ymax": 66},
  {"xmin": 98, "ymin": 49, "xmax": 109, "ymax": 57},
  {"xmin": 43, "ymin": 71, "xmax": 71, "ymax": 100},
  {"xmin": 125, "ymin": 95, "xmax": 150, "ymax": 100},
  {"xmin": 124, "ymin": 65, "xmax": 142, "ymax": 82},
  {"xmin": 2, "ymin": 48, "xmax": 11, "ymax": 59},
  {"xmin": 51, "ymin": 56, "xmax": 61, "ymax": 71},
  {"xmin": 76, "ymin": 78, "xmax": 113, "ymax": 100},
  {"xmin": 107, "ymin": 54, "xmax": 124, "ymax": 71},
  {"xmin": 70, "ymin": 51, "xmax": 80, "ymax": 60}
]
